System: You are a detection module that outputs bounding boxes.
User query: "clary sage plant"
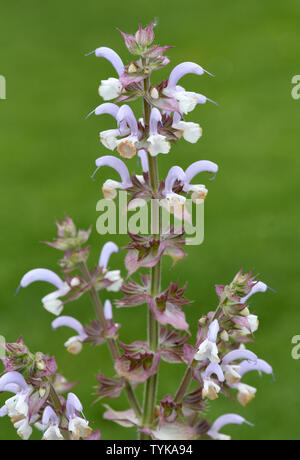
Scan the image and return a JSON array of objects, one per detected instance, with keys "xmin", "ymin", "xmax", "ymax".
[{"xmin": 0, "ymin": 22, "xmax": 273, "ymax": 441}]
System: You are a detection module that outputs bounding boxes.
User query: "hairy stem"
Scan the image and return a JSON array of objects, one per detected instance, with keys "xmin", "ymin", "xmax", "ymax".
[
  {"xmin": 140, "ymin": 61, "xmax": 161, "ymax": 434},
  {"xmin": 79, "ymin": 262, "xmax": 141, "ymax": 419}
]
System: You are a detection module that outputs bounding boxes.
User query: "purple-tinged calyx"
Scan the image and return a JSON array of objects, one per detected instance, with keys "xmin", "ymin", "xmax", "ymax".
[
  {"xmin": 52, "ymin": 316, "xmax": 88, "ymax": 355},
  {"xmin": 18, "ymin": 268, "xmax": 70, "ymax": 316},
  {"xmin": 99, "ymin": 242, "xmax": 119, "ymax": 269},
  {"xmin": 208, "ymin": 414, "xmax": 253, "ymax": 440},
  {"xmin": 147, "ymin": 108, "xmax": 170, "ymax": 156},
  {"xmin": 92, "ymin": 155, "xmax": 132, "ymax": 199}
]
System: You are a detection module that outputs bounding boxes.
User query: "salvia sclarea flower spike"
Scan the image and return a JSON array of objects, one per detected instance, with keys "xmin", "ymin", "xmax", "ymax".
[
  {"xmin": 207, "ymin": 414, "xmax": 253, "ymax": 441},
  {"xmin": 66, "ymin": 392, "xmax": 92, "ymax": 440},
  {"xmin": 52, "ymin": 316, "xmax": 88, "ymax": 355},
  {"xmin": 17, "ymin": 268, "xmax": 73, "ymax": 316},
  {"xmin": 194, "ymin": 319, "xmax": 220, "ymax": 363},
  {"xmin": 162, "ymin": 62, "xmax": 216, "ymax": 114},
  {"xmin": 172, "ymin": 112, "xmax": 202, "ymax": 144},
  {"xmin": 86, "ymin": 47, "xmax": 124, "ymax": 101},
  {"xmin": 183, "ymin": 160, "xmax": 219, "ymax": 203},
  {"xmin": 92, "ymin": 155, "xmax": 132, "ymax": 199},
  {"xmin": 147, "ymin": 107, "xmax": 170, "ymax": 156},
  {"xmin": 42, "ymin": 406, "xmax": 64, "ymax": 440},
  {"xmin": 0, "ymin": 372, "xmax": 32, "ymax": 440},
  {"xmin": 98, "ymin": 240, "xmax": 123, "ymax": 292}
]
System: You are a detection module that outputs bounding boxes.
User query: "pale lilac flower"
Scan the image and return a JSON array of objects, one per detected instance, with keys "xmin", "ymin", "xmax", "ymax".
[
  {"xmin": 172, "ymin": 112, "xmax": 202, "ymax": 144},
  {"xmin": 66, "ymin": 393, "xmax": 92, "ymax": 440},
  {"xmin": 208, "ymin": 414, "xmax": 252, "ymax": 440},
  {"xmin": 116, "ymin": 105, "xmax": 140, "ymax": 158},
  {"xmin": 183, "ymin": 160, "xmax": 218, "ymax": 203},
  {"xmin": 194, "ymin": 320, "xmax": 220, "ymax": 363},
  {"xmin": 240, "ymin": 281, "xmax": 268, "ymax": 303},
  {"xmin": 87, "ymin": 103, "xmax": 129, "ymax": 150},
  {"xmin": 221, "ymin": 350, "xmax": 257, "ymax": 384},
  {"xmin": 52, "ymin": 316, "xmax": 88, "ymax": 355},
  {"xmin": 18, "ymin": 268, "xmax": 70, "ymax": 316},
  {"xmin": 86, "ymin": 47, "xmax": 124, "ymax": 101},
  {"xmin": 162, "ymin": 62, "xmax": 214, "ymax": 114},
  {"xmin": 104, "ymin": 299, "xmax": 113, "ymax": 321},
  {"xmin": 201, "ymin": 363, "xmax": 224, "ymax": 400},
  {"xmin": 161, "ymin": 166, "xmax": 187, "ymax": 220},
  {"xmin": 138, "ymin": 149, "xmax": 149, "ymax": 173},
  {"xmin": 92, "ymin": 155, "xmax": 132, "ymax": 199},
  {"xmin": 239, "ymin": 359, "xmax": 273, "ymax": 378},
  {"xmin": 42, "ymin": 406, "xmax": 64, "ymax": 440},
  {"xmin": 147, "ymin": 108, "xmax": 170, "ymax": 156},
  {"xmin": 99, "ymin": 242, "xmax": 119, "ymax": 269}
]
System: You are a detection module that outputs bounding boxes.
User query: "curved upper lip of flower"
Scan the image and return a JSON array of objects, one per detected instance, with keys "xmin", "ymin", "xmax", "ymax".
[
  {"xmin": 86, "ymin": 102, "xmax": 120, "ymax": 120},
  {"xmin": 0, "ymin": 372, "xmax": 28, "ymax": 392},
  {"xmin": 18, "ymin": 268, "xmax": 66, "ymax": 293},
  {"xmin": 209, "ymin": 414, "xmax": 253, "ymax": 437},
  {"xmin": 116, "ymin": 105, "xmax": 139, "ymax": 137},
  {"xmin": 164, "ymin": 166, "xmax": 186, "ymax": 195},
  {"xmin": 42, "ymin": 406, "xmax": 59, "ymax": 427},
  {"xmin": 222, "ymin": 349, "xmax": 257, "ymax": 366},
  {"xmin": 66, "ymin": 392, "xmax": 83, "ymax": 419},
  {"xmin": 92, "ymin": 155, "xmax": 132, "ymax": 188},
  {"xmin": 149, "ymin": 107, "xmax": 162, "ymax": 136},
  {"xmin": 202, "ymin": 362, "xmax": 225, "ymax": 382},
  {"xmin": 183, "ymin": 160, "xmax": 219, "ymax": 191},
  {"xmin": 99, "ymin": 242, "xmax": 119, "ymax": 269},
  {"xmin": 51, "ymin": 316, "xmax": 87, "ymax": 341},
  {"xmin": 85, "ymin": 47, "xmax": 125, "ymax": 77},
  {"xmin": 167, "ymin": 61, "xmax": 214, "ymax": 90},
  {"xmin": 207, "ymin": 319, "xmax": 220, "ymax": 342}
]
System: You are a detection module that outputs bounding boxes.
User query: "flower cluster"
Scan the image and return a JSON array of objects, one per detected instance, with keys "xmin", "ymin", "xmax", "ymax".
[
  {"xmin": 1, "ymin": 21, "xmax": 273, "ymax": 441},
  {"xmin": 0, "ymin": 339, "xmax": 95, "ymax": 440}
]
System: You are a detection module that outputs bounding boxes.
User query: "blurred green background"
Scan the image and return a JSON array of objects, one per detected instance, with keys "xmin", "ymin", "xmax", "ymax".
[{"xmin": 0, "ymin": 0, "xmax": 299, "ymax": 440}]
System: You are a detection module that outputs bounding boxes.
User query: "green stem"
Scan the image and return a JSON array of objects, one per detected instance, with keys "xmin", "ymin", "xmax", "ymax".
[
  {"xmin": 140, "ymin": 60, "xmax": 161, "ymax": 435},
  {"xmin": 174, "ymin": 367, "xmax": 192, "ymax": 403},
  {"xmin": 79, "ymin": 262, "xmax": 141, "ymax": 419}
]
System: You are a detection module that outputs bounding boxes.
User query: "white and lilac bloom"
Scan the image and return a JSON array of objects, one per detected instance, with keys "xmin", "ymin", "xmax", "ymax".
[
  {"xmin": 161, "ymin": 166, "xmax": 187, "ymax": 220},
  {"xmin": 194, "ymin": 320, "xmax": 220, "ymax": 363},
  {"xmin": 183, "ymin": 160, "xmax": 219, "ymax": 203},
  {"xmin": 0, "ymin": 372, "xmax": 33, "ymax": 438},
  {"xmin": 138, "ymin": 149, "xmax": 149, "ymax": 173},
  {"xmin": 86, "ymin": 47, "xmax": 124, "ymax": 101},
  {"xmin": 172, "ymin": 112, "xmax": 202, "ymax": 144},
  {"xmin": 87, "ymin": 103, "xmax": 129, "ymax": 150},
  {"xmin": 18, "ymin": 268, "xmax": 70, "ymax": 316},
  {"xmin": 208, "ymin": 414, "xmax": 253, "ymax": 441},
  {"xmin": 99, "ymin": 241, "xmax": 119, "ymax": 269},
  {"xmin": 201, "ymin": 363, "xmax": 225, "ymax": 400},
  {"xmin": 116, "ymin": 105, "xmax": 140, "ymax": 158},
  {"xmin": 162, "ymin": 62, "xmax": 214, "ymax": 114},
  {"xmin": 98, "ymin": 242, "xmax": 122, "ymax": 291},
  {"xmin": 147, "ymin": 108, "xmax": 170, "ymax": 156},
  {"xmin": 104, "ymin": 270, "xmax": 123, "ymax": 292},
  {"xmin": 42, "ymin": 406, "xmax": 63, "ymax": 440},
  {"xmin": 238, "ymin": 314, "xmax": 259, "ymax": 335},
  {"xmin": 239, "ymin": 358, "xmax": 273, "ymax": 379},
  {"xmin": 241, "ymin": 281, "xmax": 268, "ymax": 303},
  {"xmin": 66, "ymin": 393, "xmax": 92, "ymax": 440},
  {"xmin": 92, "ymin": 155, "xmax": 133, "ymax": 199},
  {"xmin": 221, "ymin": 349, "xmax": 257, "ymax": 384},
  {"xmin": 52, "ymin": 316, "xmax": 88, "ymax": 355}
]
